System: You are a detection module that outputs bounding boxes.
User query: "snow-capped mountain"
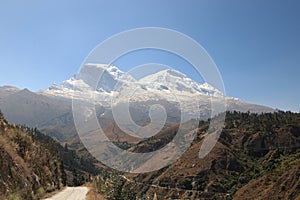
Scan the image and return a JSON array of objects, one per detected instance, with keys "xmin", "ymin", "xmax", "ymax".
[
  {"xmin": 0, "ymin": 63, "xmax": 274, "ymax": 143},
  {"xmin": 41, "ymin": 63, "xmax": 224, "ymax": 104},
  {"xmin": 40, "ymin": 63, "xmax": 274, "ymax": 123},
  {"xmin": 139, "ymin": 69, "xmax": 221, "ymax": 96}
]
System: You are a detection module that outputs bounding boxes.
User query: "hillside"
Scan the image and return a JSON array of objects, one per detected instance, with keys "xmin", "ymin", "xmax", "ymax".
[
  {"xmin": 0, "ymin": 110, "xmax": 100, "ymax": 199},
  {"xmin": 0, "ymin": 110, "xmax": 64, "ymax": 199},
  {"xmin": 92, "ymin": 111, "xmax": 300, "ymax": 199}
]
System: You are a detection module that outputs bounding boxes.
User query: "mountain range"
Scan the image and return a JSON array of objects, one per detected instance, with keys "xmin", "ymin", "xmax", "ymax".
[{"xmin": 0, "ymin": 63, "xmax": 273, "ymax": 144}]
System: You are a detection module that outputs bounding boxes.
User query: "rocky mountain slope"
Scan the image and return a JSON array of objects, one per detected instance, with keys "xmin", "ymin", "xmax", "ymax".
[
  {"xmin": 0, "ymin": 86, "xmax": 85, "ymax": 144},
  {"xmin": 0, "ymin": 87, "xmax": 70, "ymax": 127}
]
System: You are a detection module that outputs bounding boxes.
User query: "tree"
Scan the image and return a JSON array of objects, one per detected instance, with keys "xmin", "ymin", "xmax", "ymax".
[
  {"xmin": 0, "ymin": 109, "xmax": 3, "ymax": 119},
  {"xmin": 104, "ymin": 173, "xmax": 136, "ymax": 200},
  {"xmin": 60, "ymin": 161, "xmax": 67, "ymax": 186}
]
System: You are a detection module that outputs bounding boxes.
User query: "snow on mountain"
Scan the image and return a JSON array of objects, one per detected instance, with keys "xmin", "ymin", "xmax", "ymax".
[
  {"xmin": 139, "ymin": 69, "xmax": 223, "ymax": 97},
  {"xmin": 76, "ymin": 63, "xmax": 136, "ymax": 92},
  {"xmin": 41, "ymin": 63, "xmax": 224, "ymax": 104},
  {"xmin": 41, "ymin": 63, "xmax": 274, "ymax": 117},
  {"xmin": 0, "ymin": 64, "xmax": 274, "ymax": 143},
  {"xmin": 42, "ymin": 63, "xmax": 136, "ymax": 103}
]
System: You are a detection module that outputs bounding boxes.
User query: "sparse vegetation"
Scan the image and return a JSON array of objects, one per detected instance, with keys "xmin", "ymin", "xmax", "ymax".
[
  {"xmin": 91, "ymin": 171, "xmax": 137, "ymax": 200},
  {"xmin": 0, "ymin": 111, "xmax": 63, "ymax": 199},
  {"xmin": 90, "ymin": 111, "xmax": 300, "ymax": 199},
  {"xmin": 2, "ymin": 108, "xmax": 300, "ymax": 199},
  {"xmin": 0, "ymin": 110, "xmax": 100, "ymax": 199}
]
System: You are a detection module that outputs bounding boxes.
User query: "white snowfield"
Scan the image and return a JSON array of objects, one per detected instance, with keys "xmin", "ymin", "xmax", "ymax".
[
  {"xmin": 44, "ymin": 187, "xmax": 90, "ymax": 200},
  {"xmin": 41, "ymin": 63, "xmax": 225, "ymax": 103}
]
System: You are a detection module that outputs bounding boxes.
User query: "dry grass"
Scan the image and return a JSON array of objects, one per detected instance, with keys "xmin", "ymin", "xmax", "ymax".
[
  {"xmin": 0, "ymin": 118, "xmax": 65, "ymax": 199},
  {"xmin": 0, "ymin": 131, "xmax": 32, "ymax": 178},
  {"xmin": 41, "ymin": 186, "xmax": 66, "ymax": 199},
  {"xmin": 85, "ymin": 187, "xmax": 105, "ymax": 200}
]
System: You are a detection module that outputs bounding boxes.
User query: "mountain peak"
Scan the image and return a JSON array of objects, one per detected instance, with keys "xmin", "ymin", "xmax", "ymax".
[
  {"xmin": 16, "ymin": 88, "xmax": 34, "ymax": 96},
  {"xmin": 140, "ymin": 69, "xmax": 187, "ymax": 83},
  {"xmin": 138, "ymin": 69, "xmax": 224, "ymax": 97},
  {"xmin": 139, "ymin": 69, "xmax": 186, "ymax": 84},
  {"xmin": 0, "ymin": 85, "xmax": 20, "ymax": 90},
  {"xmin": 163, "ymin": 69, "xmax": 187, "ymax": 78},
  {"xmin": 82, "ymin": 63, "xmax": 125, "ymax": 79},
  {"xmin": 42, "ymin": 63, "xmax": 136, "ymax": 100}
]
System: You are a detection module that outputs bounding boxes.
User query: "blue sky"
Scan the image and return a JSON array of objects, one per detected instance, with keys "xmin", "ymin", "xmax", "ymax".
[{"xmin": 0, "ymin": 0, "xmax": 299, "ymax": 111}]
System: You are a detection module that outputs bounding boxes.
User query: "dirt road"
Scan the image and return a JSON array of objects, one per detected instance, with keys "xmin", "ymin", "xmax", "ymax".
[{"xmin": 44, "ymin": 187, "xmax": 90, "ymax": 200}]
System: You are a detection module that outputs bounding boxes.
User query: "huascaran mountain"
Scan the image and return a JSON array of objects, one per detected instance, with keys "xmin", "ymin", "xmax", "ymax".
[
  {"xmin": 40, "ymin": 63, "xmax": 273, "ymax": 113},
  {"xmin": 0, "ymin": 63, "xmax": 273, "ymax": 144},
  {"xmin": 42, "ymin": 63, "xmax": 224, "ymax": 102}
]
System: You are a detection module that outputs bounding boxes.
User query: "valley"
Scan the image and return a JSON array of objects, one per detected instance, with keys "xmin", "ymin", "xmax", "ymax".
[{"xmin": 0, "ymin": 64, "xmax": 298, "ymax": 199}]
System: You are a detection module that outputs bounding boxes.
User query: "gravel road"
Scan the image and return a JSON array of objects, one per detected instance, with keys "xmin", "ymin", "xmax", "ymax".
[{"xmin": 44, "ymin": 187, "xmax": 90, "ymax": 200}]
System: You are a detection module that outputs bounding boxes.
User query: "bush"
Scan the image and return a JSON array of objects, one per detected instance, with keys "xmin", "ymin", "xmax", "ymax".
[
  {"xmin": 8, "ymin": 192, "xmax": 22, "ymax": 200},
  {"xmin": 179, "ymin": 178, "xmax": 192, "ymax": 190}
]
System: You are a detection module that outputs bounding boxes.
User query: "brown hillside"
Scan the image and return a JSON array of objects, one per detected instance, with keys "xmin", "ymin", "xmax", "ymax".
[
  {"xmin": 120, "ymin": 111, "xmax": 300, "ymax": 199},
  {"xmin": 0, "ymin": 111, "xmax": 64, "ymax": 200}
]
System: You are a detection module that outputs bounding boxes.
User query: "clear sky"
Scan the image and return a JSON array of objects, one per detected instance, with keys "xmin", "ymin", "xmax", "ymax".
[{"xmin": 0, "ymin": 0, "xmax": 299, "ymax": 112}]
